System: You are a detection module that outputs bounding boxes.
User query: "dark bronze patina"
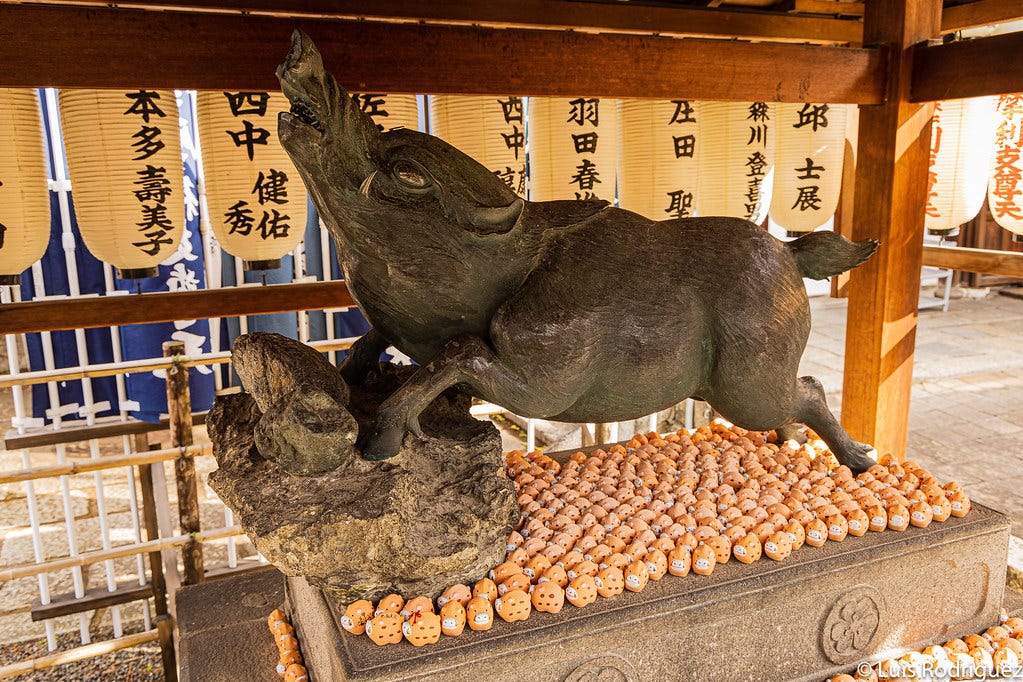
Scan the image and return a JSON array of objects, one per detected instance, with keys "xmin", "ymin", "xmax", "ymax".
[{"xmin": 276, "ymin": 30, "xmax": 880, "ymax": 471}]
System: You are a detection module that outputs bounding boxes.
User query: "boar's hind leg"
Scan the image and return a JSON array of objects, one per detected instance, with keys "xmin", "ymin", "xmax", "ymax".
[
  {"xmin": 339, "ymin": 328, "xmax": 390, "ymax": 386},
  {"xmin": 362, "ymin": 333, "xmax": 574, "ymax": 461},
  {"xmin": 791, "ymin": 376, "xmax": 876, "ymax": 474}
]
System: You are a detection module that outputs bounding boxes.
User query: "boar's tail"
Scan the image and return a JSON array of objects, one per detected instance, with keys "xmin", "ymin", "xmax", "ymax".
[{"xmin": 785, "ymin": 231, "xmax": 879, "ymax": 280}]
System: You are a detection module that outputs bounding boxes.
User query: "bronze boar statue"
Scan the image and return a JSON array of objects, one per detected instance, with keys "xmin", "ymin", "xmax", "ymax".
[{"xmin": 276, "ymin": 30, "xmax": 880, "ymax": 472}]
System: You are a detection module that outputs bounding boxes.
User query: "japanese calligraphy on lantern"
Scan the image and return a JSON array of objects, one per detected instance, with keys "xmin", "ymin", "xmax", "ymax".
[
  {"xmin": 988, "ymin": 94, "xmax": 1023, "ymax": 240},
  {"xmin": 351, "ymin": 93, "xmax": 419, "ymax": 132},
  {"xmin": 527, "ymin": 97, "xmax": 618, "ymax": 202},
  {"xmin": 925, "ymin": 97, "xmax": 998, "ymax": 235},
  {"xmin": 59, "ymin": 89, "xmax": 185, "ymax": 276},
  {"xmin": 619, "ymin": 100, "xmax": 702, "ymax": 221},
  {"xmin": 0, "ymin": 89, "xmax": 51, "ymax": 283},
  {"xmin": 697, "ymin": 101, "xmax": 775, "ymax": 223},
  {"xmin": 429, "ymin": 95, "xmax": 526, "ymax": 197},
  {"xmin": 769, "ymin": 102, "xmax": 847, "ymax": 234},
  {"xmin": 196, "ymin": 90, "xmax": 307, "ymax": 266}
]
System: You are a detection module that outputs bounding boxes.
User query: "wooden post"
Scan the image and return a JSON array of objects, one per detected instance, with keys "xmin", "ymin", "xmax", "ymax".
[
  {"xmin": 164, "ymin": 341, "xmax": 204, "ymax": 584},
  {"xmin": 135, "ymin": 432, "xmax": 178, "ymax": 682},
  {"xmin": 594, "ymin": 423, "xmax": 613, "ymax": 446},
  {"xmin": 841, "ymin": 0, "xmax": 941, "ymax": 460},
  {"xmin": 831, "ymin": 136, "xmax": 858, "ymax": 298}
]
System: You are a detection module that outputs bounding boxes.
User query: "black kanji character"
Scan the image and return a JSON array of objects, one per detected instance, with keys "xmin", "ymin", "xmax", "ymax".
[
  {"xmin": 669, "ymin": 100, "xmax": 696, "ymax": 125},
  {"xmin": 223, "ymin": 91, "xmax": 270, "ymax": 117},
  {"xmin": 226, "ymin": 120, "xmax": 271, "ymax": 161},
  {"xmin": 793, "ymin": 103, "xmax": 829, "ymax": 131},
  {"xmin": 224, "ymin": 200, "xmax": 255, "ymax": 236},
  {"xmin": 252, "ymin": 169, "xmax": 289, "ymax": 205},
  {"xmin": 567, "ymin": 98, "xmax": 599, "ymax": 127},
  {"xmin": 123, "ymin": 90, "xmax": 166, "ymax": 122},
  {"xmin": 130, "ymin": 126, "xmax": 165, "ymax": 161}
]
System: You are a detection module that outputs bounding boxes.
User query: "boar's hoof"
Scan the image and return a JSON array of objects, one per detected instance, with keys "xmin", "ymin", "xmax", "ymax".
[
  {"xmin": 361, "ymin": 428, "xmax": 403, "ymax": 460},
  {"xmin": 838, "ymin": 440, "xmax": 877, "ymax": 475}
]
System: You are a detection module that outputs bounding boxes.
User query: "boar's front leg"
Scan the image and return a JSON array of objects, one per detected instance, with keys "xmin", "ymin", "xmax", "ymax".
[
  {"xmin": 361, "ymin": 333, "xmax": 571, "ymax": 460},
  {"xmin": 339, "ymin": 328, "xmax": 390, "ymax": 386}
]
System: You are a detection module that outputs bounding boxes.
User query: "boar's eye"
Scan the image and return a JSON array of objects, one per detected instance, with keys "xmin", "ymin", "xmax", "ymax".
[{"xmin": 391, "ymin": 158, "xmax": 432, "ymax": 190}]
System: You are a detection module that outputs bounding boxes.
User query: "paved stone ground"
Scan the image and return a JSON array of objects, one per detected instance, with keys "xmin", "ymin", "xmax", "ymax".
[{"xmin": 801, "ymin": 287, "xmax": 1023, "ymax": 537}]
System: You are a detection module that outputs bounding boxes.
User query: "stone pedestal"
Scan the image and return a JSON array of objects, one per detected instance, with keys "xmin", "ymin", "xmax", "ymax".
[{"xmin": 285, "ymin": 503, "xmax": 1010, "ymax": 682}]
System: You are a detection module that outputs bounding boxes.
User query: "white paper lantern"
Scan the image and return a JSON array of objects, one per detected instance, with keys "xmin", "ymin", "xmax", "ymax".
[
  {"xmin": 527, "ymin": 97, "xmax": 618, "ymax": 202},
  {"xmin": 351, "ymin": 93, "xmax": 419, "ymax": 132},
  {"xmin": 618, "ymin": 99, "xmax": 702, "ymax": 221},
  {"xmin": 0, "ymin": 89, "xmax": 51, "ymax": 285},
  {"xmin": 925, "ymin": 96, "xmax": 998, "ymax": 235},
  {"xmin": 769, "ymin": 102, "xmax": 847, "ymax": 235},
  {"xmin": 196, "ymin": 90, "xmax": 307, "ymax": 270},
  {"xmin": 429, "ymin": 95, "xmax": 526, "ymax": 197},
  {"xmin": 59, "ymin": 89, "xmax": 185, "ymax": 278},
  {"xmin": 697, "ymin": 101, "xmax": 775, "ymax": 223},
  {"xmin": 988, "ymin": 93, "xmax": 1023, "ymax": 241}
]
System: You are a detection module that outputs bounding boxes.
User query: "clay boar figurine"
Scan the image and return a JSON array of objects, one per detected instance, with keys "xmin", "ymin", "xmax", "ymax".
[{"xmin": 276, "ymin": 30, "xmax": 879, "ymax": 471}]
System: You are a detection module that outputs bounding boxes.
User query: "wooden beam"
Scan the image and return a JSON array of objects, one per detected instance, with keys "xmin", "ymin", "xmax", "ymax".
[
  {"xmin": 31, "ymin": 581, "xmax": 153, "ymax": 622},
  {"xmin": 0, "ymin": 5, "xmax": 886, "ymax": 102},
  {"xmin": 941, "ymin": 0, "xmax": 1023, "ymax": 33},
  {"xmin": 1, "ymin": 0, "xmax": 865, "ymax": 44},
  {"xmin": 0, "ymin": 280, "xmax": 355, "ymax": 335},
  {"xmin": 794, "ymin": 0, "xmax": 865, "ymax": 17},
  {"xmin": 922, "ymin": 244, "xmax": 1023, "ymax": 278},
  {"xmin": 4, "ymin": 412, "xmax": 207, "ymax": 450},
  {"xmin": 911, "ymin": 31, "xmax": 1023, "ymax": 102},
  {"xmin": 841, "ymin": 0, "xmax": 941, "ymax": 461}
]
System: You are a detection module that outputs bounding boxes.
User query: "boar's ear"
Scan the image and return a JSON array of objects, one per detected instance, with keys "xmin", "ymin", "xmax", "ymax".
[{"xmin": 466, "ymin": 198, "xmax": 525, "ymax": 236}]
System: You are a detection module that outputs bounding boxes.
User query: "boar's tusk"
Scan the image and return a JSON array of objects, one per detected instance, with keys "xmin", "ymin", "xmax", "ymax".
[
  {"xmin": 359, "ymin": 171, "xmax": 378, "ymax": 197},
  {"xmin": 467, "ymin": 199, "xmax": 525, "ymax": 236}
]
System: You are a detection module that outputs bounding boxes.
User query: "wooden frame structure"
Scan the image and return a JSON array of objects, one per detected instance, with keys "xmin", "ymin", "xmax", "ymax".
[{"xmin": 0, "ymin": 0, "xmax": 1022, "ymax": 495}]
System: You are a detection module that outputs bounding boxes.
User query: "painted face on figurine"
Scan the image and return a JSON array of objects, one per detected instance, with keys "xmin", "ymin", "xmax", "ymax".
[
  {"xmin": 624, "ymin": 559, "xmax": 650, "ymax": 592},
  {"xmin": 565, "ymin": 574, "xmax": 598, "ymax": 607},
  {"xmin": 466, "ymin": 596, "xmax": 494, "ymax": 630},
  {"xmin": 804, "ymin": 519, "xmax": 827, "ymax": 547},
  {"xmin": 764, "ymin": 531, "xmax": 792, "ymax": 561},
  {"xmin": 643, "ymin": 549, "xmax": 668, "ymax": 580},
  {"xmin": 733, "ymin": 532, "xmax": 762, "ymax": 564},
  {"xmin": 340, "ymin": 599, "xmax": 374, "ymax": 635},
  {"xmin": 692, "ymin": 544, "xmax": 716, "ymax": 575},
  {"xmin": 668, "ymin": 546, "xmax": 691, "ymax": 576},
  {"xmin": 473, "ymin": 578, "xmax": 498, "ymax": 603},
  {"xmin": 596, "ymin": 566, "xmax": 625, "ymax": 598},
  {"xmin": 439, "ymin": 600, "xmax": 466, "ymax": 636}
]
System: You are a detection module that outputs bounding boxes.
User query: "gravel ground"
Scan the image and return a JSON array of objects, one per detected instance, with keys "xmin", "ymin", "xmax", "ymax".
[{"xmin": 0, "ymin": 625, "xmax": 163, "ymax": 681}]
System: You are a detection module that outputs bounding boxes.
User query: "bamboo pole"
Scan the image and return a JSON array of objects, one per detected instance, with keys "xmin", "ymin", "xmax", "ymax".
[
  {"xmin": 0, "ymin": 630, "xmax": 160, "ymax": 679},
  {"xmin": 0, "ymin": 444, "xmax": 211, "ymax": 485},
  {"xmin": 0, "ymin": 337, "xmax": 356, "ymax": 389},
  {"xmin": 0, "ymin": 526, "xmax": 243, "ymax": 583},
  {"xmin": 165, "ymin": 341, "xmax": 204, "ymax": 585}
]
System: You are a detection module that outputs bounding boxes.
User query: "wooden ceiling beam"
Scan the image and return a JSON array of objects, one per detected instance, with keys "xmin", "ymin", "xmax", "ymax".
[
  {"xmin": 940, "ymin": 0, "xmax": 1023, "ymax": 33},
  {"xmin": 910, "ymin": 31, "xmax": 1023, "ymax": 101},
  {"xmin": 0, "ymin": 0, "xmax": 864, "ymax": 44},
  {"xmin": 0, "ymin": 5, "xmax": 885, "ymax": 102}
]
